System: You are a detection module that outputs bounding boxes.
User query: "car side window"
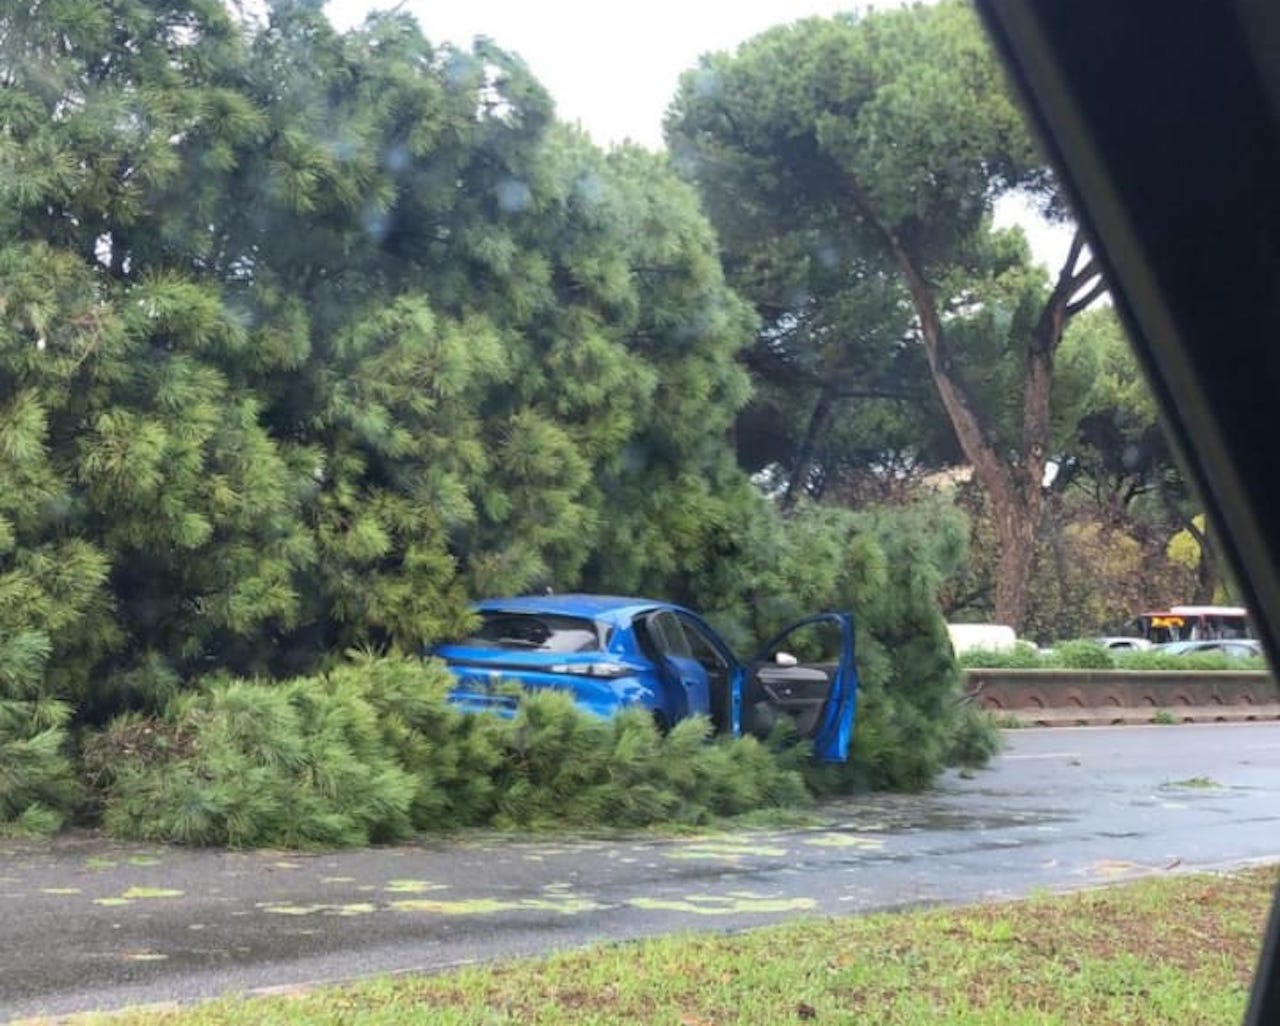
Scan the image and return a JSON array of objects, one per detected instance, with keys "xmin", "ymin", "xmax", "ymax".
[
  {"xmin": 643, "ymin": 611, "xmax": 693, "ymax": 660},
  {"xmin": 677, "ymin": 615, "xmax": 729, "ymax": 673}
]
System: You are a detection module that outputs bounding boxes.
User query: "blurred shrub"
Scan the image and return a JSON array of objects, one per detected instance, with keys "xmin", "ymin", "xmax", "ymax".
[{"xmin": 943, "ymin": 704, "xmax": 1005, "ymax": 768}]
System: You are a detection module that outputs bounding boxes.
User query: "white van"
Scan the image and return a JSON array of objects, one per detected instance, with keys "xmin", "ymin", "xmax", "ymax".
[{"xmin": 945, "ymin": 623, "xmax": 1018, "ymax": 655}]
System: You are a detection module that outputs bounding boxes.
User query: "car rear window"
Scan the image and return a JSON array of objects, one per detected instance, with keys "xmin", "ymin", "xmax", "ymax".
[{"xmin": 461, "ymin": 612, "xmax": 606, "ymax": 653}]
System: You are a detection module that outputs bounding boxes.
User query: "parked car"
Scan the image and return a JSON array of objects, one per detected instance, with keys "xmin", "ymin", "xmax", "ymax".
[
  {"xmin": 431, "ymin": 594, "xmax": 858, "ymax": 762},
  {"xmin": 1154, "ymin": 639, "xmax": 1263, "ymax": 659},
  {"xmin": 1093, "ymin": 637, "xmax": 1153, "ymax": 652}
]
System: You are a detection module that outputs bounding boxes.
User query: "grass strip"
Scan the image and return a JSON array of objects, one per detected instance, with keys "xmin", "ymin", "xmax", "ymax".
[{"xmin": 101, "ymin": 866, "xmax": 1277, "ymax": 1026}]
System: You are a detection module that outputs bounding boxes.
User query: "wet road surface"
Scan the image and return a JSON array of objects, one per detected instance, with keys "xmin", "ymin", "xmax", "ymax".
[{"xmin": 3, "ymin": 723, "xmax": 1279, "ymax": 1020}]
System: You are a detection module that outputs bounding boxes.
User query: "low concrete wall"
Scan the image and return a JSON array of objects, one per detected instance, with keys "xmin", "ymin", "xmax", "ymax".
[{"xmin": 963, "ymin": 668, "xmax": 1279, "ymax": 725}]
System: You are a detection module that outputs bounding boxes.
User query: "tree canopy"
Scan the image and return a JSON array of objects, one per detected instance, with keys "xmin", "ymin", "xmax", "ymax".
[
  {"xmin": 0, "ymin": 0, "xmax": 761, "ymax": 700},
  {"xmin": 666, "ymin": 0, "xmax": 1109, "ymax": 630}
]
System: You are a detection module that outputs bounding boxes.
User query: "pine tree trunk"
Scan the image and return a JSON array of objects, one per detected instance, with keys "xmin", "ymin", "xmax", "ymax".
[
  {"xmin": 842, "ymin": 185, "xmax": 1099, "ymax": 637},
  {"xmin": 993, "ymin": 496, "xmax": 1038, "ymax": 630},
  {"xmin": 783, "ymin": 387, "xmax": 836, "ymax": 509}
]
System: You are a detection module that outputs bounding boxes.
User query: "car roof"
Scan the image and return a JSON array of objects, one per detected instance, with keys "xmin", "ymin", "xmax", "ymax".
[{"xmin": 473, "ymin": 593, "xmax": 679, "ymax": 626}]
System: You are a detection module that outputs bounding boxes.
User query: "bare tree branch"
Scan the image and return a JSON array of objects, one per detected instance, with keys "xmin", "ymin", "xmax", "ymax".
[
  {"xmin": 1066, "ymin": 259, "xmax": 1099, "ymax": 296},
  {"xmin": 1066, "ymin": 277, "xmax": 1109, "ymax": 316},
  {"xmin": 1060, "ymin": 228, "xmax": 1087, "ymax": 282}
]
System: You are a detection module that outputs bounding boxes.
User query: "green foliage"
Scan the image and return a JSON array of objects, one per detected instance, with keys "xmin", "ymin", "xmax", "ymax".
[
  {"xmin": 494, "ymin": 696, "xmax": 683, "ymax": 830},
  {"xmin": 1052, "ymin": 640, "xmax": 1115, "ymax": 669},
  {"xmin": 85, "ymin": 497, "xmax": 998, "ymax": 844},
  {"xmin": 0, "ymin": 696, "xmax": 79, "ymax": 836},
  {"xmin": 0, "ymin": 391, "xmax": 90, "ymax": 833},
  {"xmin": 662, "ymin": 1, "xmax": 1051, "ymax": 501},
  {"xmin": 0, "ymin": 1, "xmax": 753, "ymax": 716},
  {"xmin": 356, "ymin": 656, "xmax": 508, "ymax": 831},
  {"xmin": 941, "ymin": 478, "xmax": 1200, "ymax": 646},
  {"xmin": 87, "ymin": 672, "xmax": 420, "ymax": 848},
  {"xmin": 1114, "ymin": 652, "xmax": 1267, "ymax": 673},
  {"xmin": 665, "ymin": 0, "xmax": 1120, "ymax": 634},
  {"xmin": 803, "ymin": 694, "xmax": 1002, "ymax": 796},
  {"xmin": 1030, "ymin": 306, "xmax": 1216, "ymax": 631},
  {"xmin": 89, "ymin": 657, "xmax": 817, "ymax": 845},
  {"xmin": 490, "ymin": 694, "xmax": 805, "ymax": 831},
  {"xmin": 944, "ymin": 706, "xmax": 1004, "ymax": 769},
  {"xmin": 682, "ymin": 497, "xmax": 989, "ymax": 793},
  {"xmin": 956, "ymin": 645, "xmax": 1043, "ymax": 669},
  {"xmin": 959, "ymin": 646, "xmax": 1266, "ymax": 672},
  {"xmin": 2, "ymin": 0, "xmax": 999, "ymax": 840}
]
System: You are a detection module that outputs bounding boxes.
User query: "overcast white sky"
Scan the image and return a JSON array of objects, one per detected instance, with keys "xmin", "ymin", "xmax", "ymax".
[{"xmin": 323, "ymin": 0, "xmax": 1074, "ymax": 270}]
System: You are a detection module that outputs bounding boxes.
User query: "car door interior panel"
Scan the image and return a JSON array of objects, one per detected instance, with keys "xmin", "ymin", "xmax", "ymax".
[{"xmin": 747, "ymin": 664, "xmax": 834, "ymax": 737}]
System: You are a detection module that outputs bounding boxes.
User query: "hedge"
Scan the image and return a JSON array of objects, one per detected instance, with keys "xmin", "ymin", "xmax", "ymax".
[{"xmin": 958, "ymin": 641, "xmax": 1267, "ymax": 672}]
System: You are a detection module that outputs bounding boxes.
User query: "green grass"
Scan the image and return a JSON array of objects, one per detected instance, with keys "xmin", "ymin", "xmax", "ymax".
[
  {"xmin": 1166, "ymin": 776, "xmax": 1222, "ymax": 789},
  {"xmin": 100, "ymin": 867, "xmax": 1276, "ymax": 1026}
]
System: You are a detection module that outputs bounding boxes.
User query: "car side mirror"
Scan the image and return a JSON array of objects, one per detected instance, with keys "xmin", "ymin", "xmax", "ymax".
[{"xmin": 774, "ymin": 651, "xmax": 798, "ymax": 667}]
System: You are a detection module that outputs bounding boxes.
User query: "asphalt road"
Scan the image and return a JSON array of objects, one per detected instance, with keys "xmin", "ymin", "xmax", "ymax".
[{"xmin": 4, "ymin": 723, "xmax": 1279, "ymax": 1021}]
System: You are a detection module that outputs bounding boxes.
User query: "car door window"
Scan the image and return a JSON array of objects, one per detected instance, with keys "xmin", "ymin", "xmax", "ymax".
[
  {"xmin": 645, "ymin": 611, "xmax": 692, "ymax": 659},
  {"xmin": 771, "ymin": 619, "xmax": 844, "ymax": 666},
  {"xmin": 676, "ymin": 616, "xmax": 728, "ymax": 672}
]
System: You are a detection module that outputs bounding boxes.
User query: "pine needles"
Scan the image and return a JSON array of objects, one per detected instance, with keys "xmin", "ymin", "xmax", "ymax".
[{"xmin": 85, "ymin": 657, "xmax": 820, "ymax": 847}]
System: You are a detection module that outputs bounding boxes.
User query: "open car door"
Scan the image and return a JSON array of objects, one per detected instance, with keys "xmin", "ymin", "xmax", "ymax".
[{"xmin": 745, "ymin": 613, "xmax": 857, "ymax": 763}]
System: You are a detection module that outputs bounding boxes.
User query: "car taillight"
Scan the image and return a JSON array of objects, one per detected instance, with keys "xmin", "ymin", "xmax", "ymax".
[{"xmin": 548, "ymin": 662, "xmax": 632, "ymax": 678}]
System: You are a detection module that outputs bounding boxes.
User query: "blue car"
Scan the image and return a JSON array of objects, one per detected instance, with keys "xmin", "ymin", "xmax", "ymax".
[{"xmin": 432, "ymin": 594, "xmax": 858, "ymax": 763}]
